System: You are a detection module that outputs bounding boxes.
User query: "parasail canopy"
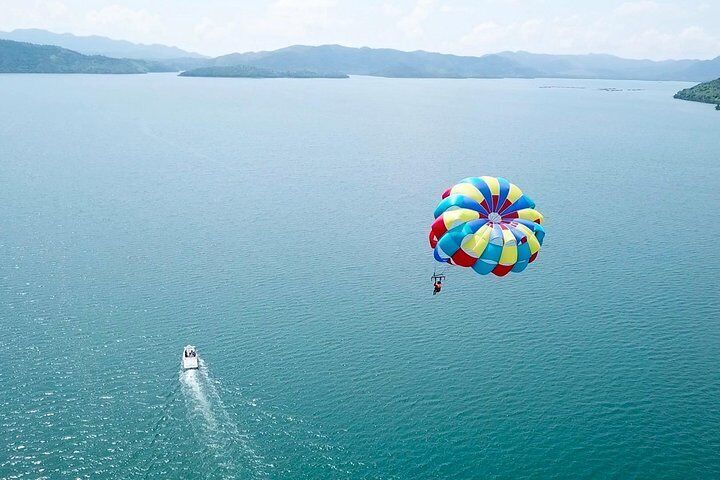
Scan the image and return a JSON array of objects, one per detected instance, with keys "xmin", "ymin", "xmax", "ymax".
[{"xmin": 429, "ymin": 176, "xmax": 545, "ymax": 277}]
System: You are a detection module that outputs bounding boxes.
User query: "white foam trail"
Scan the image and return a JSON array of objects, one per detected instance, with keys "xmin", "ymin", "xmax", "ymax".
[
  {"xmin": 180, "ymin": 365, "xmax": 217, "ymax": 429},
  {"xmin": 180, "ymin": 357, "xmax": 269, "ymax": 479}
]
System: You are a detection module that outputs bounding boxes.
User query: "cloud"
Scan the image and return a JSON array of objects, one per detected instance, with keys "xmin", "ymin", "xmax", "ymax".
[
  {"xmin": 269, "ymin": 0, "xmax": 335, "ymax": 23},
  {"xmin": 460, "ymin": 18, "xmax": 546, "ymax": 51},
  {"xmin": 188, "ymin": 0, "xmax": 342, "ymax": 53},
  {"xmin": 627, "ymin": 25, "xmax": 720, "ymax": 59},
  {"xmin": 1, "ymin": 0, "xmax": 718, "ymax": 60},
  {"xmin": 250, "ymin": 0, "xmax": 339, "ymax": 36},
  {"xmin": 397, "ymin": 0, "xmax": 435, "ymax": 38},
  {"xmin": 614, "ymin": 0, "xmax": 662, "ymax": 16},
  {"xmin": 381, "ymin": 2, "xmax": 403, "ymax": 17},
  {"xmin": 0, "ymin": 0, "xmax": 69, "ymax": 31},
  {"xmin": 44, "ymin": 0, "xmax": 68, "ymax": 18},
  {"xmin": 85, "ymin": 5, "xmax": 164, "ymax": 35},
  {"xmin": 459, "ymin": 7, "xmax": 720, "ymax": 60},
  {"xmin": 193, "ymin": 17, "xmax": 239, "ymax": 48}
]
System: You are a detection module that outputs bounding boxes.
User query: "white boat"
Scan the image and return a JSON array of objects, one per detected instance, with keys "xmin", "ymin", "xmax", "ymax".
[{"xmin": 182, "ymin": 345, "xmax": 199, "ymax": 370}]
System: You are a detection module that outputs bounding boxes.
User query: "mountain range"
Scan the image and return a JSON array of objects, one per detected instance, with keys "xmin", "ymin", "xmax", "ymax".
[
  {"xmin": 0, "ymin": 28, "xmax": 205, "ymax": 60},
  {"xmin": 205, "ymin": 44, "xmax": 720, "ymax": 81},
  {"xmin": 1, "ymin": 29, "xmax": 719, "ymax": 81},
  {"xmin": 495, "ymin": 51, "xmax": 720, "ymax": 81}
]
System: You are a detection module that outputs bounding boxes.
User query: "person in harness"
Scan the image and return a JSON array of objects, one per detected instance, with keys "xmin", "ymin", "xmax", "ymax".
[{"xmin": 431, "ymin": 271, "xmax": 445, "ymax": 295}]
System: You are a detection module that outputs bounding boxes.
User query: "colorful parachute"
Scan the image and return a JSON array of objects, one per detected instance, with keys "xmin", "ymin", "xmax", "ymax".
[{"xmin": 429, "ymin": 176, "xmax": 545, "ymax": 277}]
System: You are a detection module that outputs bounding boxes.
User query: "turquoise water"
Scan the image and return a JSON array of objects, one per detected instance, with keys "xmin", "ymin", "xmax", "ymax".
[{"xmin": 1, "ymin": 73, "xmax": 719, "ymax": 479}]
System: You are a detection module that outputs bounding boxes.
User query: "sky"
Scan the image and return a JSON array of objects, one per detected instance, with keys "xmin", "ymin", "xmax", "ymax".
[{"xmin": 1, "ymin": 0, "xmax": 719, "ymax": 59}]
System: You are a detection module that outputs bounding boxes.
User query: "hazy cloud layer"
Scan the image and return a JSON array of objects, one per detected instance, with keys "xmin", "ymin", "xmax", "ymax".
[{"xmin": 1, "ymin": 0, "xmax": 718, "ymax": 59}]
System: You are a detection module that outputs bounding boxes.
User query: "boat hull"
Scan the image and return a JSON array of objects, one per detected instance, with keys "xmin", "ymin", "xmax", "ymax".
[{"xmin": 182, "ymin": 356, "xmax": 199, "ymax": 370}]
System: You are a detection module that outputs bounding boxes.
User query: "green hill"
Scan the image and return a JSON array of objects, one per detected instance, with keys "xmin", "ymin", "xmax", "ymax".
[
  {"xmin": 674, "ymin": 78, "xmax": 720, "ymax": 107},
  {"xmin": 0, "ymin": 39, "xmax": 151, "ymax": 73}
]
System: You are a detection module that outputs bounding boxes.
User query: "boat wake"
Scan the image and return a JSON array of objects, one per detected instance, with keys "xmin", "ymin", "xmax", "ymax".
[
  {"xmin": 180, "ymin": 358, "xmax": 268, "ymax": 479},
  {"xmin": 180, "ymin": 364, "xmax": 216, "ymax": 428},
  {"xmin": 119, "ymin": 355, "xmax": 350, "ymax": 478}
]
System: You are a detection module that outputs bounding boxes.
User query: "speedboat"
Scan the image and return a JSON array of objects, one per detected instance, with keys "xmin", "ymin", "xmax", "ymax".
[{"xmin": 182, "ymin": 345, "xmax": 199, "ymax": 370}]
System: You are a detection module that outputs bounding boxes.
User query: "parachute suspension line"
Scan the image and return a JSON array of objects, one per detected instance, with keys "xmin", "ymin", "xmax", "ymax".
[{"xmin": 431, "ymin": 267, "xmax": 446, "ymax": 283}]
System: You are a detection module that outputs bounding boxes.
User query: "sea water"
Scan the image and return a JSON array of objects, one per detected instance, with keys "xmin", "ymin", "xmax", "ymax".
[{"xmin": 1, "ymin": 73, "xmax": 719, "ymax": 479}]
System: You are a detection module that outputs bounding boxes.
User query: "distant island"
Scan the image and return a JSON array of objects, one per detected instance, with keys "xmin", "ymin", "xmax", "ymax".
[
  {"xmin": 179, "ymin": 65, "xmax": 348, "ymax": 78},
  {"xmin": 674, "ymin": 78, "xmax": 720, "ymax": 109},
  {"xmin": 0, "ymin": 39, "xmax": 173, "ymax": 74}
]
